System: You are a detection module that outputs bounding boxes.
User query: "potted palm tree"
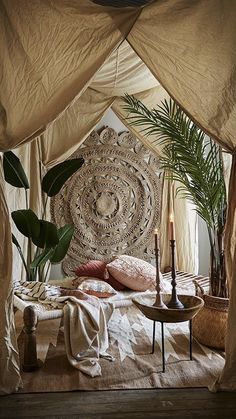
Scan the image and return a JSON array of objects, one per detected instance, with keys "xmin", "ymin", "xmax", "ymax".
[{"xmin": 123, "ymin": 95, "xmax": 229, "ymax": 349}]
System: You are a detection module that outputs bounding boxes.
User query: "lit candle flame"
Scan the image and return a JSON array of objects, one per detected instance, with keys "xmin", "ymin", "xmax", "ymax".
[
  {"xmin": 154, "ymin": 228, "xmax": 158, "ymax": 235},
  {"xmin": 170, "ymin": 213, "xmax": 174, "ymax": 222},
  {"xmin": 169, "ymin": 213, "xmax": 174, "ymax": 240}
]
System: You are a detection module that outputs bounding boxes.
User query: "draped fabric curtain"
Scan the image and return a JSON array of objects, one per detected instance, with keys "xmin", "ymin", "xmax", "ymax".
[
  {"xmin": 127, "ymin": 0, "xmax": 236, "ymax": 150},
  {"xmin": 215, "ymin": 156, "xmax": 236, "ymax": 391},
  {"xmin": 127, "ymin": 0, "xmax": 236, "ymax": 390},
  {"xmin": 1, "ymin": 0, "xmax": 236, "ymax": 394},
  {"xmin": 0, "ymin": 157, "xmax": 22, "ymax": 393},
  {"xmin": 0, "ymin": 0, "xmax": 140, "ymax": 150},
  {"xmin": 40, "ymin": 89, "xmax": 115, "ymax": 168},
  {"xmin": 0, "ymin": 0, "xmax": 140, "ymax": 394}
]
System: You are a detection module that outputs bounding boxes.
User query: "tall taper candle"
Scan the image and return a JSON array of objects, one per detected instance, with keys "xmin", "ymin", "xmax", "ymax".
[
  {"xmin": 153, "ymin": 228, "xmax": 167, "ymax": 308},
  {"xmin": 169, "ymin": 213, "xmax": 174, "ymax": 240},
  {"xmin": 154, "ymin": 228, "xmax": 159, "ymax": 254}
]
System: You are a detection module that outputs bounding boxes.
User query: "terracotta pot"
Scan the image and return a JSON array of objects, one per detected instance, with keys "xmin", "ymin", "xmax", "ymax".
[{"xmin": 192, "ymin": 291, "xmax": 229, "ymax": 350}]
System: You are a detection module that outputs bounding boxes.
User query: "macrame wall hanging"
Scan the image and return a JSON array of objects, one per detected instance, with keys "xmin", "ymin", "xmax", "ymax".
[{"xmin": 51, "ymin": 127, "xmax": 163, "ymax": 275}]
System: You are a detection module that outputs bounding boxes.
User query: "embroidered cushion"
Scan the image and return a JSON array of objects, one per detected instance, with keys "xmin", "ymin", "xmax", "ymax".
[
  {"xmin": 75, "ymin": 278, "xmax": 117, "ymax": 298},
  {"xmin": 72, "ymin": 260, "xmax": 126, "ymax": 291},
  {"xmin": 106, "ymin": 255, "xmax": 164, "ymax": 292}
]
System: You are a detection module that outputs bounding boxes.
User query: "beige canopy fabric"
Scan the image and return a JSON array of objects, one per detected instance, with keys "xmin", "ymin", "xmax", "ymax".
[
  {"xmin": 40, "ymin": 89, "xmax": 115, "ymax": 168},
  {"xmin": 90, "ymin": 40, "xmax": 159, "ymax": 96},
  {"xmin": 0, "ymin": 0, "xmax": 140, "ymax": 393},
  {"xmin": 127, "ymin": 0, "xmax": 236, "ymax": 150},
  {"xmin": 0, "ymin": 0, "xmax": 140, "ymax": 150},
  {"xmin": 1, "ymin": 0, "xmax": 236, "ymax": 394},
  {"xmin": 212, "ymin": 156, "xmax": 236, "ymax": 391},
  {"xmin": 128, "ymin": 0, "xmax": 236, "ymax": 391},
  {"xmin": 0, "ymin": 157, "xmax": 22, "ymax": 394}
]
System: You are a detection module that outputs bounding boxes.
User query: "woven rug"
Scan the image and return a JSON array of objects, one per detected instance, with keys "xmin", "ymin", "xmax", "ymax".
[{"xmin": 15, "ymin": 303, "xmax": 225, "ymax": 393}]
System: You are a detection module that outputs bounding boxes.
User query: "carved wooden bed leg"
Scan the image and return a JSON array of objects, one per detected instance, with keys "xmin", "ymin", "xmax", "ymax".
[{"xmin": 23, "ymin": 305, "xmax": 39, "ymax": 372}]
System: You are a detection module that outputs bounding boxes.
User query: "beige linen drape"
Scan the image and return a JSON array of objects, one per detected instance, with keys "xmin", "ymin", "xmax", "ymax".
[
  {"xmin": 128, "ymin": 0, "xmax": 236, "ymax": 390},
  {"xmin": 40, "ymin": 89, "xmax": 115, "ymax": 168},
  {"xmin": 90, "ymin": 40, "xmax": 158, "ymax": 96},
  {"xmin": 0, "ymin": 0, "xmax": 140, "ymax": 394},
  {"xmin": 128, "ymin": 0, "xmax": 236, "ymax": 150},
  {"xmin": 213, "ymin": 156, "xmax": 236, "ymax": 391},
  {"xmin": 0, "ymin": 157, "xmax": 22, "ymax": 393},
  {"xmin": 0, "ymin": 0, "xmax": 140, "ymax": 150},
  {"xmin": 38, "ymin": 39, "xmax": 159, "ymax": 166}
]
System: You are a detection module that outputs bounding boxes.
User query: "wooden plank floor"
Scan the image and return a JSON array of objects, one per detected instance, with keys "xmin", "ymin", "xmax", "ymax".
[{"xmin": 1, "ymin": 388, "xmax": 236, "ymax": 419}]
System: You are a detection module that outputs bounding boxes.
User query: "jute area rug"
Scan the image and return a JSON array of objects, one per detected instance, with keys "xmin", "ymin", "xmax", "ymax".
[{"xmin": 15, "ymin": 305, "xmax": 224, "ymax": 393}]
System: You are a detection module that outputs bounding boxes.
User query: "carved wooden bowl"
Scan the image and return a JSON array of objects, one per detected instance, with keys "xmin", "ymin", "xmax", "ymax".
[{"xmin": 132, "ymin": 294, "xmax": 204, "ymax": 323}]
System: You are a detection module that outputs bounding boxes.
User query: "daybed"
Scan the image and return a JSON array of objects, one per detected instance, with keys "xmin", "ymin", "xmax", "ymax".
[{"xmin": 14, "ymin": 271, "xmax": 209, "ymax": 372}]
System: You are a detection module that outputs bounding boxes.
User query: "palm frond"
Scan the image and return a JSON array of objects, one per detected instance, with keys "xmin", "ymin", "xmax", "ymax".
[{"xmin": 123, "ymin": 94, "xmax": 227, "ymax": 238}]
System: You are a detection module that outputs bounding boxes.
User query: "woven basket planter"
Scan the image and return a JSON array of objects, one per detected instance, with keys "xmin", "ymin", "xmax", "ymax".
[{"xmin": 192, "ymin": 282, "xmax": 229, "ymax": 350}]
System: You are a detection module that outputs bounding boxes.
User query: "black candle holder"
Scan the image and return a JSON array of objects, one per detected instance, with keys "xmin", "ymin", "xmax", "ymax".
[{"xmin": 167, "ymin": 239, "xmax": 184, "ymax": 309}]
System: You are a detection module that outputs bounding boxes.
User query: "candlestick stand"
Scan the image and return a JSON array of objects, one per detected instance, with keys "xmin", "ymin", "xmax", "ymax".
[
  {"xmin": 153, "ymin": 246, "xmax": 167, "ymax": 309},
  {"xmin": 167, "ymin": 240, "xmax": 184, "ymax": 309}
]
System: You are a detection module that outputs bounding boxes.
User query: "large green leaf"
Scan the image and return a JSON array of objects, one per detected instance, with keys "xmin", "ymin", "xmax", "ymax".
[
  {"xmin": 32, "ymin": 220, "xmax": 59, "ymax": 248},
  {"xmin": 12, "ymin": 209, "xmax": 40, "ymax": 239},
  {"xmin": 50, "ymin": 224, "xmax": 74, "ymax": 263},
  {"xmin": 42, "ymin": 158, "xmax": 84, "ymax": 197},
  {"xmin": 3, "ymin": 151, "xmax": 29, "ymax": 189},
  {"xmin": 12, "ymin": 233, "xmax": 31, "ymax": 281},
  {"xmin": 30, "ymin": 248, "xmax": 55, "ymax": 269}
]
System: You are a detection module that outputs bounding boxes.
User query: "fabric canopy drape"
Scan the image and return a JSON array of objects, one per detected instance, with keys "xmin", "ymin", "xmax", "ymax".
[
  {"xmin": 127, "ymin": 0, "xmax": 236, "ymax": 391},
  {"xmin": 127, "ymin": 0, "xmax": 236, "ymax": 150},
  {"xmin": 1, "ymin": 0, "xmax": 236, "ymax": 394},
  {"xmin": 40, "ymin": 88, "xmax": 115, "ymax": 168},
  {"xmin": 0, "ymin": 0, "xmax": 140, "ymax": 394},
  {"xmin": 0, "ymin": 158, "xmax": 22, "ymax": 393},
  {"xmin": 0, "ymin": 0, "xmax": 140, "ymax": 150}
]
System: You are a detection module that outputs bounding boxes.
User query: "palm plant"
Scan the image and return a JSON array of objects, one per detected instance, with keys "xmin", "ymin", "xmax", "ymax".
[{"xmin": 123, "ymin": 95, "xmax": 228, "ymax": 298}]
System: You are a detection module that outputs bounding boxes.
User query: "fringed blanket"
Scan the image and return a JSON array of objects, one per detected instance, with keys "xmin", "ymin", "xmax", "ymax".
[{"xmin": 14, "ymin": 281, "xmax": 114, "ymax": 377}]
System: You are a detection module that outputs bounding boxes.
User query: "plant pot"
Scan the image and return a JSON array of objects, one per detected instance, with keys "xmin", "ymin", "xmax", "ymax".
[{"xmin": 192, "ymin": 282, "xmax": 229, "ymax": 350}]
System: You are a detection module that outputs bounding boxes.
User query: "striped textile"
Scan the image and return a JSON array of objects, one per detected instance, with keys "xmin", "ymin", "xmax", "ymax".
[
  {"xmin": 163, "ymin": 271, "xmax": 210, "ymax": 294},
  {"xmin": 14, "ymin": 280, "xmax": 62, "ymax": 305}
]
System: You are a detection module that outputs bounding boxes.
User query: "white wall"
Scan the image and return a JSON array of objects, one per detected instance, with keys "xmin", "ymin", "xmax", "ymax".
[{"xmin": 96, "ymin": 108, "xmax": 127, "ymax": 132}]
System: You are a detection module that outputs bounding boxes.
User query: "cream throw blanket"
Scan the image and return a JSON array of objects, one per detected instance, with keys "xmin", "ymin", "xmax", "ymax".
[{"xmin": 14, "ymin": 281, "xmax": 114, "ymax": 377}]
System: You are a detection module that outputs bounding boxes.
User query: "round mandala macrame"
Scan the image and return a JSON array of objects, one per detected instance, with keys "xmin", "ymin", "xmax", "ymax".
[{"xmin": 51, "ymin": 128, "xmax": 163, "ymax": 275}]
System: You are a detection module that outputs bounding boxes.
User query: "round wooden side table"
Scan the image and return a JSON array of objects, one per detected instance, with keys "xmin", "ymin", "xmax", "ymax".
[{"xmin": 132, "ymin": 293, "xmax": 204, "ymax": 373}]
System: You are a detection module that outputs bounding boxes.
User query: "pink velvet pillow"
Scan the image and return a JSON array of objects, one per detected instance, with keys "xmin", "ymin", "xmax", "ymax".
[{"xmin": 72, "ymin": 260, "xmax": 126, "ymax": 291}]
